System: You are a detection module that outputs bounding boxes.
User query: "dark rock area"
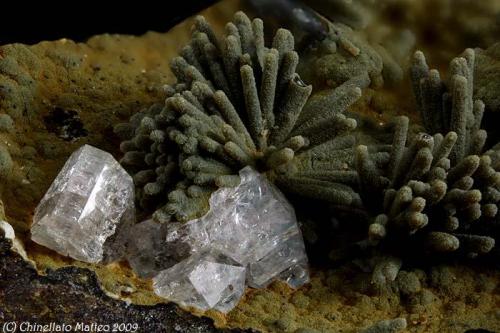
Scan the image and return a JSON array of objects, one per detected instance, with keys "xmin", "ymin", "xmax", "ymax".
[{"xmin": 0, "ymin": 232, "xmax": 257, "ymax": 333}]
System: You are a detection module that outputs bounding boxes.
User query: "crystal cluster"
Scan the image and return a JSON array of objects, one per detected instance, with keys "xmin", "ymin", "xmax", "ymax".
[
  {"xmin": 31, "ymin": 145, "xmax": 134, "ymax": 263},
  {"xmin": 150, "ymin": 166, "xmax": 309, "ymax": 312},
  {"xmin": 31, "ymin": 144, "xmax": 308, "ymax": 313}
]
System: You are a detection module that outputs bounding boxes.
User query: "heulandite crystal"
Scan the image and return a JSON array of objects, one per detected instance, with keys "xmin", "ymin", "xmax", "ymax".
[
  {"xmin": 30, "ymin": 144, "xmax": 309, "ymax": 313},
  {"xmin": 198, "ymin": 166, "xmax": 308, "ymax": 288},
  {"xmin": 31, "ymin": 145, "xmax": 135, "ymax": 263},
  {"xmin": 153, "ymin": 249, "xmax": 247, "ymax": 313},
  {"xmin": 126, "ymin": 218, "xmax": 210, "ymax": 278},
  {"xmin": 149, "ymin": 167, "xmax": 309, "ymax": 312}
]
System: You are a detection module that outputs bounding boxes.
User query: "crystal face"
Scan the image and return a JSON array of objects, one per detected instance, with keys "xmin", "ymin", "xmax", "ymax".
[
  {"xmin": 127, "ymin": 219, "xmax": 209, "ymax": 278},
  {"xmin": 151, "ymin": 166, "xmax": 309, "ymax": 312},
  {"xmin": 153, "ymin": 249, "xmax": 246, "ymax": 313},
  {"xmin": 31, "ymin": 145, "xmax": 135, "ymax": 263},
  {"xmin": 201, "ymin": 167, "xmax": 299, "ymax": 267},
  {"xmin": 196, "ymin": 166, "xmax": 309, "ymax": 288},
  {"xmin": 126, "ymin": 219, "xmax": 170, "ymax": 278},
  {"xmin": 247, "ymin": 232, "xmax": 309, "ymax": 288}
]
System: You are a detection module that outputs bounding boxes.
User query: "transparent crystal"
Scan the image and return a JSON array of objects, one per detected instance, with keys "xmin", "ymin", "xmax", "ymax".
[
  {"xmin": 153, "ymin": 249, "xmax": 246, "ymax": 313},
  {"xmin": 279, "ymin": 260, "xmax": 310, "ymax": 288},
  {"xmin": 247, "ymin": 232, "xmax": 309, "ymax": 288},
  {"xmin": 152, "ymin": 166, "xmax": 309, "ymax": 312},
  {"xmin": 196, "ymin": 166, "xmax": 309, "ymax": 284},
  {"xmin": 127, "ymin": 219, "xmax": 209, "ymax": 278},
  {"xmin": 126, "ymin": 220, "xmax": 170, "ymax": 278},
  {"xmin": 31, "ymin": 145, "xmax": 135, "ymax": 263},
  {"xmin": 164, "ymin": 219, "xmax": 210, "ymax": 255}
]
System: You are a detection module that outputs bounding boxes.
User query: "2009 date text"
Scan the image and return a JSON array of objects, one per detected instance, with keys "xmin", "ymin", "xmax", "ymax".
[{"xmin": 1, "ymin": 321, "xmax": 139, "ymax": 332}]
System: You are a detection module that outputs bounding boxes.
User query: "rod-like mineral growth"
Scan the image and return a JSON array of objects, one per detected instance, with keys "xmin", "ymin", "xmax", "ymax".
[
  {"xmin": 115, "ymin": 11, "xmax": 366, "ymax": 222},
  {"xmin": 352, "ymin": 50, "xmax": 498, "ymax": 282}
]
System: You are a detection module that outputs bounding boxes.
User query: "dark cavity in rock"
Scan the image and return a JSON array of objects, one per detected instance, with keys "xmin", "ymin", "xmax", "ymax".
[{"xmin": 44, "ymin": 107, "xmax": 88, "ymax": 141}]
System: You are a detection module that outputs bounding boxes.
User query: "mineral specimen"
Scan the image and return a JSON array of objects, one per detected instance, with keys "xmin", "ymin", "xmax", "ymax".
[
  {"xmin": 126, "ymin": 219, "xmax": 170, "ymax": 278},
  {"xmin": 153, "ymin": 249, "xmax": 246, "ymax": 313},
  {"xmin": 115, "ymin": 11, "xmax": 365, "ymax": 224},
  {"xmin": 248, "ymin": 233, "xmax": 309, "ymax": 288},
  {"xmin": 151, "ymin": 167, "xmax": 309, "ymax": 312},
  {"xmin": 113, "ymin": 9, "xmax": 499, "ymax": 295},
  {"xmin": 345, "ymin": 48, "xmax": 499, "ymax": 285},
  {"xmin": 31, "ymin": 145, "xmax": 135, "ymax": 263},
  {"xmin": 196, "ymin": 166, "xmax": 308, "ymax": 288},
  {"xmin": 126, "ymin": 218, "xmax": 209, "ymax": 278}
]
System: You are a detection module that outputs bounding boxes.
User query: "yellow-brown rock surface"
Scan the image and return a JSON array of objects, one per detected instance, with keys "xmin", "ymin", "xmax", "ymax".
[{"xmin": 0, "ymin": 1, "xmax": 499, "ymax": 332}]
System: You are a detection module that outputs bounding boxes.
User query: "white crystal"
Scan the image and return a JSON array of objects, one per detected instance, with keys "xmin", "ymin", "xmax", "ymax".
[
  {"xmin": 152, "ymin": 166, "xmax": 309, "ymax": 312},
  {"xmin": 194, "ymin": 166, "xmax": 309, "ymax": 287},
  {"xmin": 31, "ymin": 144, "xmax": 134, "ymax": 263},
  {"xmin": 153, "ymin": 249, "xmax": 246, "ymax": 313}
]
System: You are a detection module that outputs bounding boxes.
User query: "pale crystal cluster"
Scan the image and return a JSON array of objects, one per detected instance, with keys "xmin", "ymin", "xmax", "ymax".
[
  {"xmin": 31, "ymin": 145, "xmax": 309, "ymax": 313},
  {"xmin": 31, "ymin": 145, "xmax": 134, "ymax": 263},
  {"xmin": 150, "ymin": 166, "xmax": 309, "ymax": 312}
]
